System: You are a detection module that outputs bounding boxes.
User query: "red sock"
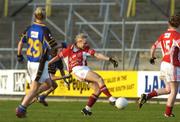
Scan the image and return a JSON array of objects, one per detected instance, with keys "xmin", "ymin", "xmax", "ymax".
[
  {"xmin": 100, "ymin": 85, "xmax": 112, "ymax": 97},
  {"xmin": 147, "ymin": 90, "xmax": 158, "ymax": 99},
  {"xmin": 87, "ymin": 94, "xmax": 99, "ymax": 107},
  {"xmin": 165, "ymin": 105, "xmax": 173, "ymax": 115}
]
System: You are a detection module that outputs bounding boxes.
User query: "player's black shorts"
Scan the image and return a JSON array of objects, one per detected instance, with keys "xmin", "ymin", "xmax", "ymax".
[{"xmin": 48, "ymin": 59, "xmax": 64, "ymax": 74}]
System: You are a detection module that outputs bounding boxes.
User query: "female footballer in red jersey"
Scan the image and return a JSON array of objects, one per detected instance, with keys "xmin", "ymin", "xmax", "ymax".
[
  {"xmin": 138, "ymin": 14, "xmax": 180, "ymax": 117},
  {"xmin": 49, "ymin": 33, "xmax": 118, "ymax": 116}
]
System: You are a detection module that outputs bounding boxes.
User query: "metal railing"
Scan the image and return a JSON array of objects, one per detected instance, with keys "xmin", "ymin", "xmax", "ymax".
[{"xmin": 0, "ymin": 1, "xmax": 170, "ymax": 71}]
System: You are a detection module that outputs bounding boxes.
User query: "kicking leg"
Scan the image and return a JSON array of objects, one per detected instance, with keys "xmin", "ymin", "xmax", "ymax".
[
  {"xmin": 81, "ymin": 82, "xmax": 101, "ymax": 116},
  {"xmin": 38, "ymin": 78, "xmax": 55, "ymax": 106},
  {"xmin": 16, "ymin": 81, "xmax": 40, "ymax": 118},
  {"xmin": 27, "ymin": 83, "xmax": 51, "ymax": 107},
  {"xmin": 138, "ymin": 84, "xmax": 170, "ymax": 109},
  {"xmin": 85, "ymin": 71, "xmax": 116, "ymax": 105}
]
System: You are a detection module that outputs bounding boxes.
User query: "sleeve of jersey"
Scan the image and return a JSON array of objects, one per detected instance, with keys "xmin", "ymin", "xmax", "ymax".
[
  {"xmin": 20, "ymin": 34, "xmax": 27, "ymax": 43},
  {"xmin": 88, "ymin": 49, "xmax": 95, "ymax": 56},
  {"xmin": 152, "ymin": 39, "xmax": 161, "ymax": 49},
  {"xmin": 43, "ymin": 27, "xmax": 57, "ymax": 49},
  {"xmin": 85, "ymin": 47, "xmax": 96, "ymax": 56},
  {"xmin": 19, "ymin": 27, "xmax": 29, "ymax": 43},
  {"xmin": 151, "ymin": 35, "xmax": 163, "ymax": 49},
  {"xmin": 58, "ymin": 48, "xmax": 69, "ymax": 58}
]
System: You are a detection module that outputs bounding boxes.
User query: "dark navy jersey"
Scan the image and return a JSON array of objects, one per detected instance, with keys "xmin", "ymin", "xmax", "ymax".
[{"xmin": 20, "ymin": 22, "xmax": 57, "ymax": 62}]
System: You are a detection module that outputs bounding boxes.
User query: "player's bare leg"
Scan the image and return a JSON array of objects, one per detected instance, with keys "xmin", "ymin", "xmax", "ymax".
[
  {"xmin": 24, "ymin": 82, "xmax": 51, "ymax": 107},
  {"xmin": 79, "ymin": 70, "xmax": 117, "ymax": 115},
  {"xmin": 25, "ymin": 82, "xmax": 50, "ymax": 107},
  {"xmin": 38, "ymin": 80, "xmax": 58, "ymax": 106},
  {"xmin": 37, "ymin": 79, "xmax": 54, "ymax": 106},
  {"xmin": 36, "ymin": 74, "xmax": 58, "ymax": 106},
  {"xmin": 85, "ymin": 71, "xmax": 116, "ymax": 105},
  {"xmin": 16, "ymin": 81, "xmax": 40, "ymax": 118},
  {"xmin": 40, "ymin": 80, "xmax": 57, "ymax": 96},
  {"xmin": 27, "ymin": 75, "xmax": 71, "ymax": 107},
  {"xmin": 164, "ymin": 82, "xmax": 179, "ymax": 117},
  {"xmin": 37, "ymin": 83, "xmax": 51, "ymax": 94},
  {"xmin": 81, "ymin": 81, "xmax": 101, "ymax": 116},
  {"xmin": 27, "ymin": 81, "xmax": 56, "ymax": 107},
  {"xmin": 138, "ymin": 85, "xmax": 170, "ymax": 109}
]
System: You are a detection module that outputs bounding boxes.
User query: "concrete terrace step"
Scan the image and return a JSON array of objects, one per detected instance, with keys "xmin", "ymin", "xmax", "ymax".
[{"xmin": 0, "ymin": 0, "xmax": 180, "ymax": 69}]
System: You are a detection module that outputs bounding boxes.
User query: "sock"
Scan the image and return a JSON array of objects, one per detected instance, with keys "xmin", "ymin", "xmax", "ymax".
[
  {"xmin": 18, "ymin": 105, "xmax": 27, "ymax": 112},
  {"xmin": 100, "ymin": 85, "xmax": 112, "ymax": 97},
  {"xmin": 39, "ymin": 94, "xmax": 46, "ymax": 100},
  {"xmin": 165, "ymin": 105, "xmax": 173, "ymax": 115},
  {"xmin": 147, "ymin": 90, "xmax": 157, "ymax": 99},
  {"xmin": 85, "ymin": 105, "xmax": 91, "ymax": 111},
  {"xmin": 109, "ymin": 96, "xmax": 116, "ymax": 102},
  {"xmin": 87, "ymin": 94, "xmax": 99, "ymax": 108}
]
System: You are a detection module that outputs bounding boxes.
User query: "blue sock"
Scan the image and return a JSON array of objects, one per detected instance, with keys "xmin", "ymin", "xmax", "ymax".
[
  {"xmin": 39, "ymin": 95, "xmax": 46, "ymax": 100},
  {"xmin": 18, "ymin": 105, "xmax": 26, "ymax": 112}
]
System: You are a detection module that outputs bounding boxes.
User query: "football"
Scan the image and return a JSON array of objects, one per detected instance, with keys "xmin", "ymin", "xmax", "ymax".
[{"xmin": 115, "ymin": 97, "xmax": 128, "ymax": 109}]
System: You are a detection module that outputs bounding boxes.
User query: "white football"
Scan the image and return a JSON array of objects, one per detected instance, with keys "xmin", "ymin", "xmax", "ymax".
[{"xmin": 115, "ymin": 97, "xmax": 128, "ymax": 109}]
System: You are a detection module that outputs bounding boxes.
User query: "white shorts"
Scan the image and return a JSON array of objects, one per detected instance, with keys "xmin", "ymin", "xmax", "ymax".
[
  {"xmin": 72, "ymin": 66, "xmax": 90, "ymax": 81},
  {"xmin": 27, "ymin": 61, "xmax": 49, "ymax": 83},
  {"xmin": 160, "ymin": 61, "xmax": 180, "ymax": 82}
]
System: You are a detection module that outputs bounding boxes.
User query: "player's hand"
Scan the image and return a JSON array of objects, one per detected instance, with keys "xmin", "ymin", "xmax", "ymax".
[
  {"xmin": 109, "ymin": 57, "xmax": 118, "ymax": 68},
  {"xmin": 17, "ymin": 54, "xmax": 24, "ymax": 63},
  {"xmin": 149, "ymin": 57, "xmax": 156, "ymax": 65}
]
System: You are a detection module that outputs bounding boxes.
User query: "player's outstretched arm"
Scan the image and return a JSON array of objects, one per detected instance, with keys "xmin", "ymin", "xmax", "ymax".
[
  {"xmin": 94, "ymin": 52, "xmax": 118, "ymax": 68},
  {"xmin": 94, "ymin": 52, "xmax": 109, "ymax": 61}
]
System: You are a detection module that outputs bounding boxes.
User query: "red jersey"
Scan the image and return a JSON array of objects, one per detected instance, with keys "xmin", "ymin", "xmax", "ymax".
[
  {"xmin": 58, "ymin": 44, "xmax": 95, "ymax": 72},
  {"xmin": 152, "ymin": 29, "xmax": 180, "ymax": 63}
]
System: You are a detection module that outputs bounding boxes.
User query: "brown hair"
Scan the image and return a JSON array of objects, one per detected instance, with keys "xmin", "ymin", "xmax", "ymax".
[{"xmin": 168, "ymin": 14, "xmax": 180, "ymax": 28}]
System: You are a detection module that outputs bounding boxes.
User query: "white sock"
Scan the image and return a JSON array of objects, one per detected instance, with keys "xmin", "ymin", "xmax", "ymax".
[
  {"xmin": 85, "ymin": 105, "xmax": 91, "ymax": 111},
  {"xmin": 109, "ymin": 96, "xmax": 116, "ymax": 102}
]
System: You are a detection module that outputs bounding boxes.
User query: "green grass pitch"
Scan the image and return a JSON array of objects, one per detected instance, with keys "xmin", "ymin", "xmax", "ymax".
[{"xmin": 0, "ymin": 100, "xmax": 180, "ymax": 122}]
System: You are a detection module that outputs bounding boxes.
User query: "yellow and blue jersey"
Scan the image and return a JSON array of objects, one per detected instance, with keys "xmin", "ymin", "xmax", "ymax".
[{"xmin": 20, "ymin": 22, "xmax": 57, "ymax": 62}]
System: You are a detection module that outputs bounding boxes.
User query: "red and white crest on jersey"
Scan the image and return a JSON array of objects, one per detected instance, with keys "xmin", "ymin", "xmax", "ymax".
[
  {"xmin": 58, "ymin": 44, "xmax": 95, "ymax": 72},
  {"xmin": 152, "ymin": 29, "xmax": 180, "ymax": 63}
]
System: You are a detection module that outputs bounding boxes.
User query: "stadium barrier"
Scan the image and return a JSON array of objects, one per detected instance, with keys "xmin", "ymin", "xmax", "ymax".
[
  {"xmin": 1, "ymin": 70, "xmax": 180, "ymax": 98},
  {"xmin": 46, "ymin": 71, "xmax": 138, "ymax": 98},
  {"xmin": 0, "ymin": 70, "xmax": 26, "ymax": 95}
]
